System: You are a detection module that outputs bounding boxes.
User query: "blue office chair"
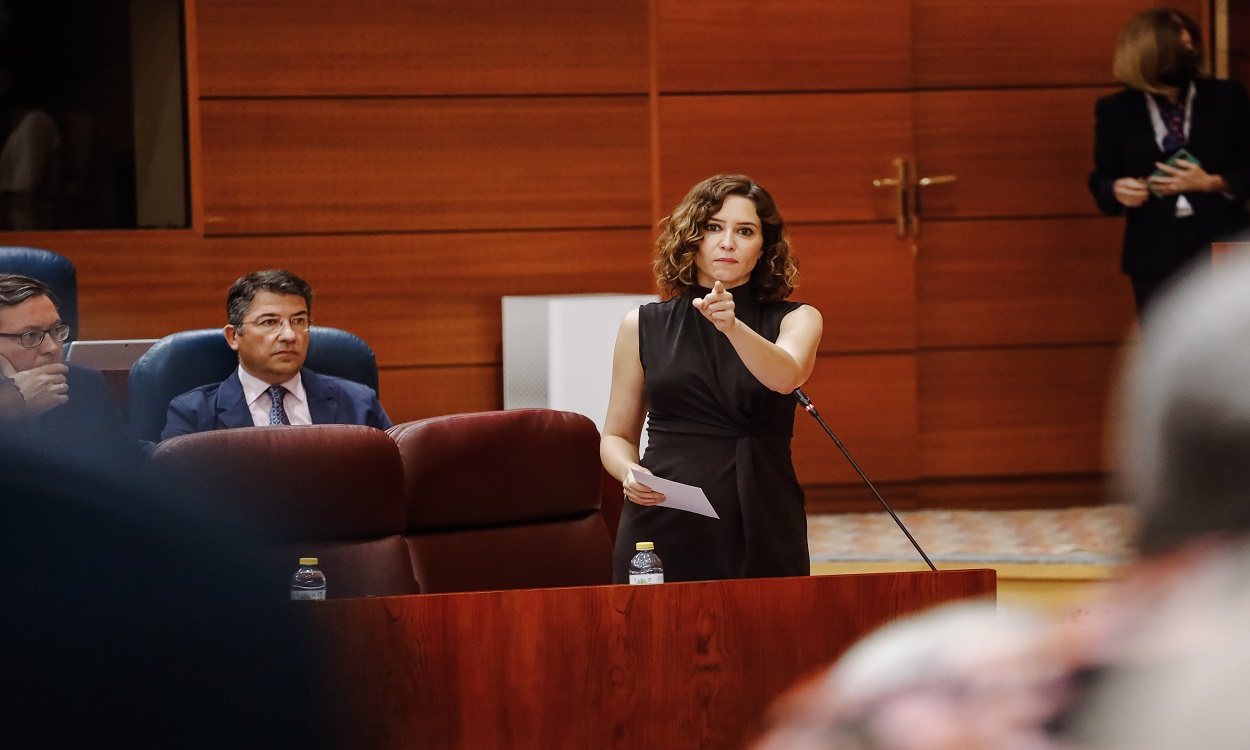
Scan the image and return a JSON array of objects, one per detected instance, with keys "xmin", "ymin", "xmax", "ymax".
[
  {"xmin": 0, "ymin": 246, "xmax": 78, "ymax": 343},
  {"xmin": 128, "ymin": 326, "xmax": 382, "ymax": 443}
]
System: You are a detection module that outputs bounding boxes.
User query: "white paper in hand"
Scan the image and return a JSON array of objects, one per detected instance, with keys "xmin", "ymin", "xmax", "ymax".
[{"xmin": 628, "ymin": 468, "xmax": 720, "ymax": 519}]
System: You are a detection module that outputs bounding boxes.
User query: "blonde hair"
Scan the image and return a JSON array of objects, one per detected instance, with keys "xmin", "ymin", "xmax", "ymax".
[
  {"xmin": 1113, "ymin": 8, "xmax": 1207, "ymax": 96},
  {"xmin": 653, "ymin": 174, "xmax": 798, "ymax": 301}
]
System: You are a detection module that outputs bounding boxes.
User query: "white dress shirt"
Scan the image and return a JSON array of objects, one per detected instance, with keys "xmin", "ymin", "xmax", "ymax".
[{"xmin": 236, "ymin": 366, "xmax": 313, "ymax": 427}]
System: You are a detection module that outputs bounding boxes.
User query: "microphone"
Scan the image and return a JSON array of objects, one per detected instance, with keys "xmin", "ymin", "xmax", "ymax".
[{"xmin": 795, "ymin": 388, "xmax": 937, "ymax": 572}]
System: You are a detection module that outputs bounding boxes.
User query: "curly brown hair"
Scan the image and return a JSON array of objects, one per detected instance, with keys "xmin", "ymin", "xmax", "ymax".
[{"xmin": 653, "ymin": 174, "xmax": 798, "ymax": 300}]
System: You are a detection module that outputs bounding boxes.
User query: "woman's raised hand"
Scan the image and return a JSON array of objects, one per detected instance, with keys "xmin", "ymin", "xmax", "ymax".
[{"xmin": 692, "ymin": 281, "xmax": 738, "ymax": 333}]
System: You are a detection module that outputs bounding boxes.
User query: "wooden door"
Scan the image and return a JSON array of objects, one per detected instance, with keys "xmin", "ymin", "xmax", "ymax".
[
  {"xmin": 655, "ymin": 0, "xmax": 1185, "ymax": 511},
  {"xmin": 656, "ymin": 0, "xmax": 921, "ymax": 509}
]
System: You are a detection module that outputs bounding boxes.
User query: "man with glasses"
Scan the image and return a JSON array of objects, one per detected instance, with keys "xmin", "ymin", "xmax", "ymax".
[
  {"xmin": 161, "ymin": 269, "xmax": 390, "ymax": 440},
  {"xmin": 0, "ymin": 273, "xmax": 121, "ymax": 437}
]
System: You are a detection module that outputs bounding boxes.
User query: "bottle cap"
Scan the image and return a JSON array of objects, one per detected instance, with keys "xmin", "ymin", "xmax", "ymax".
[
  {"xmin": 298, "ymin": 557, "xmax": 319, "ymax": 565},
  {"xmin": 635, "ymin": 541, "xmax": 654, "ymax": 551}
]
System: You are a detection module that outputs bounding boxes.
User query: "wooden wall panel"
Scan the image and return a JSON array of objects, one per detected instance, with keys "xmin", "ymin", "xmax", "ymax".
[
  {"xmin": 196, "ymin": 0, "xmax": 649, "ymax": 97},
  {"xmin": 792, "ymin": 353, "xmax": 917, "ymax": 486},
  {"xmin": 200, "ymin": 97, "xmax": 651, "ymax": 235},
  {"xmin": 789, "ymin": 224, "xmax": 916, "ymax": 353},
  {"xmin": 917, "ymin": 217, "xmax": 1135, "ymax": 347},
  {"xmin": 14, "ymin": 228, "xmax": 655, "ymax": 367},
  {"xmin": 912, "ymin": 0, "xmax": 1145, "ymax": 88},
  {"xmin": 918, "ymin": 345, "xmax": 1122, "ymax": 478},
  {"xmin": 379, "ymin": 366, "xmax": 502, "ymax": 424},
  {"xmin": 655, "ymin": 0, "xmax": 910, "ymax": 93},
  {"xmin": 658, "ymin": 93, "xmax": 912, "ymax": 224},
  {"xmin": 914, "ymin": 87, "xmax": 1118, "ymax": 219}
]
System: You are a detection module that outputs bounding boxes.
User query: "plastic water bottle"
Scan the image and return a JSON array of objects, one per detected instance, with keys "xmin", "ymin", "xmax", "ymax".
[
  {"xmin": 290, "ymin": 557, "xmax": 327, "ymax": 600},
  {"xmin": 628, "ymin": 541, "xmax": 664, "ymax": 585}
]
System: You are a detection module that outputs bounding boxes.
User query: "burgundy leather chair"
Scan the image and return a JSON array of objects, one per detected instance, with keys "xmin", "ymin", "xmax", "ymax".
[
  {"xmin": 389, "ymin": 409, "xmax": 613, "ymax": 593},
  {"xmin": 148, "ymin": 424, "xmax": 418, "ymax": 599}
]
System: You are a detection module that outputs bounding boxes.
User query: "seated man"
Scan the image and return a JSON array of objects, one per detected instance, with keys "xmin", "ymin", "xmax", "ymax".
[
  {"xmin": 161, "ymin": 269, "xmax": 391, "ymax": 440},
  {"xmin": 0, "ymin": 273, "xmax": 122, "ymax": 441}
]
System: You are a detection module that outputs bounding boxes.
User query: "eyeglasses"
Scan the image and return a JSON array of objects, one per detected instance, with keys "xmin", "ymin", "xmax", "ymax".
[
  {"xmin": 236, "ymin": 315, "xmax": 312, "ymax": 335},
  {"xmin": 0, "ymin": 323, "xmax": 71, "ymax": 348}
]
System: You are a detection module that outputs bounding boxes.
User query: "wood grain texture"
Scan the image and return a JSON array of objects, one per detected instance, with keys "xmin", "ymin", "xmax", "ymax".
[
  {"xmin": 913, "ymin": 87, "xmax": 1118, "ymax": 219},
  {"xmin": 790, "ymin": 223, "xmax": 916, "ymax": 354},
  {"xmin": 793, "ymin": 353, "xmax": 918, "ymax": 485},
  {"xmin": 307, "ymin": 572, "xmax": 996, "ymax": 749},
  {"xmin": 917, "ymin": 217, "xmax": 1135, "ymax": 347},
  {"xmin": 657, "ymin": 93, "xmax": 913, "ymax": 224},
  {"xmin": 200, "ymin": 97, "xmax": 651, "ymax": 235},
  {"xmin": 913, "ymin": 0, "xmax": 1147, "ymax": 88},
  {"xmin": 196, "ymin": 0, "xmax": 648, "ymax": 96},
  {"xmin": 12, "ymin": 228, "xmax": 655, "ymax": 367},
  {"xmin": 655, "ymin": 0, "xmax": 910, "ymax": 93},
  {"xmin": 918, "ymin": 345, "xmax": 1122, "ymax": 478},
  {"xmin": 378, "ymin": 366, "xmax": 502, "ymax": 424}
]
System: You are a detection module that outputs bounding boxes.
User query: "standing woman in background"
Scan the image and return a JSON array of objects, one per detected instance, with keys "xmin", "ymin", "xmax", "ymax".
[
  {"xmin": 600, "ymin": 174, "xmax": 823, "ymax": 582},
  {"xmin": 1089, "ymin": 8, "xmax": 1250, "ymax": 319}
]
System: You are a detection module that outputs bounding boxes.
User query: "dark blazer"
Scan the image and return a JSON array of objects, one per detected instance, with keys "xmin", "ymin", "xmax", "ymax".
[
  {"xmin": 1089, "ymin": 78, "xmax": 1250, "ymax": 274},
  {"xmin": 26, "ymin": 363, "xmax": 129, "ymax": 446},
  {"xmin": 161, "ymin": 367, "xmax": 392, "ymax": 441}
]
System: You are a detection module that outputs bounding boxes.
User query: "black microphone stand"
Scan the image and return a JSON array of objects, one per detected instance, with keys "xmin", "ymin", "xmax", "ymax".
[{"xmin": 795, "ymin": 388, "xmax": 937, "ymax": 572}]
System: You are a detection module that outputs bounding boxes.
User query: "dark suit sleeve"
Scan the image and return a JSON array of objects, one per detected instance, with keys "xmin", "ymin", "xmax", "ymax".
[
  {"xmin": 1218, "ymin": 81, "xmax": 1250, "ymax": 201},
  {"xmin": 1090, "ymin": 95, "xmax": 1128, "ymax": 216},
  {"xmin": 161, "ymin": 393, "xmax": 201, "ymax": 441},
  {"xmin": 367, "ymin": 394, "xmax": 393, "ymax": 431}
]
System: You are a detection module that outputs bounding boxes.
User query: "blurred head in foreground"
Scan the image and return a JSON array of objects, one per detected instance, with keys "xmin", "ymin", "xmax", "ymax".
[
  {"xmin": 1116, "ymin": 249, "xmax": 1250, "ymax": 557},
  {"xmin": 1073, "ymin": 249, "xmax": 1250, "ymax": 749},
  {"xmin": 752, "ymin": 602, "xmax": 1072, "ymax": 750}
]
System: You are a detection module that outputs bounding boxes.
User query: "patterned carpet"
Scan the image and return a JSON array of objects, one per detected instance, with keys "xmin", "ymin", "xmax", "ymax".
[{"xmin": 808, "ymin": 506, "xmax": 1135, "ymax": 565}]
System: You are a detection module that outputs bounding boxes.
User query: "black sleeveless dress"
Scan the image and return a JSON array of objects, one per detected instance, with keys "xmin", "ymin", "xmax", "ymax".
[{"xmin": 612, "ymin": 282, "xmax": 810, "ymax": 582}]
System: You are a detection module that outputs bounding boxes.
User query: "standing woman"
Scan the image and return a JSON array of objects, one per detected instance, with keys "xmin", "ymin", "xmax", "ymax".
[
  {"xmin": 601, "ymin": 174, "xmax": 823, "ymax": 582},
  {"xmin": 1090, "ymin": 8, "xmax": 1250, "ymax": 319}
]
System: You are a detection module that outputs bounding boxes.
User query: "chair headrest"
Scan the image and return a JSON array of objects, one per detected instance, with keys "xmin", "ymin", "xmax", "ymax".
[
  {"xmin": 149, "ymin": 424, "xmax": 404, "ymax": 541},
  {"xmin": 388, "ymin": 409, "xmax": 602, "ymax": 531}
]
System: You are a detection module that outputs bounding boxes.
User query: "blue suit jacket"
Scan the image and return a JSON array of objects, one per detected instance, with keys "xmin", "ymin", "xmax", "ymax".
[{"xmin": 160, "ymin": 368, "xmax": 392, "ymax": 441}]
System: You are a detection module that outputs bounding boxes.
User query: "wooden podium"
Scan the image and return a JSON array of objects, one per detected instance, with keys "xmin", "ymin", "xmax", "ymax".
[{"xmin": 305, "ymin": 569, "xmax": 995, "ymax": 748}]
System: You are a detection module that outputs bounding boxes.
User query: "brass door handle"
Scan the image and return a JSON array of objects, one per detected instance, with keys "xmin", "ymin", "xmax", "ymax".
[
  {"xmin": 872, "ymin": 158, "xmax": 912, "ymax": 239},
  {"xmin": 917, "ymin": 174, "xmax": 957, "ymax": 187}
]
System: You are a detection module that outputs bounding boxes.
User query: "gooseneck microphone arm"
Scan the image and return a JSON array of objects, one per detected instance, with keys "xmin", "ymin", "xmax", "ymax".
[{"xmin": 795, "ymin": 388, "xmax": 937, "ymax": 572}]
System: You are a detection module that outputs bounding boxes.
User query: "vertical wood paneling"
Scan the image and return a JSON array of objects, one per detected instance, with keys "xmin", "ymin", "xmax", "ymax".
[
  {"xmin": 655, "ymin": 0, "xmax": 911, "ymax": 93},
  {"xmin": 658, "ymin": 93, "xmax": 913, "ymax": 224},
  {"xmin": 917, "ymin": 217, "xmax": 1134, "ymax": 347},
  {"xmin": 379, "ymin": 366, "xmax": 503, "ymax": 424},
  {"xmin": 918, "ymin": 345, "xmax": 1121, "ymax": 477},
  {"xmin": 793, "ymin": 353, "xmax": 918, "ymax": 486},
  {"xmin": 789, "ymin": 224, "xmax": 916, "ymax": 354},
  {"xmin": 197, "ymin": 0, "xmax": 649, "ymax": 96},
  {"xmin": 913, "ymin": 0, "xmax": 1149, "ymax": 88},
  {"xmin": 200, "ymin": 98, "xmax": 651, "ymax": 235},
  {"xmin": 14, "ymin": 229, "xmax": 654, "ymax": 367},
  {"xmin": 913, "ymin": 87, "xmax": 1118, "ymax": 219}
]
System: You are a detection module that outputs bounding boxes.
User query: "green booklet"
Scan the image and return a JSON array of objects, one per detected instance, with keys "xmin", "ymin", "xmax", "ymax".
[{"xmin": 1148, "ymin": 147, "xmax": 1201, "ymax": 198}]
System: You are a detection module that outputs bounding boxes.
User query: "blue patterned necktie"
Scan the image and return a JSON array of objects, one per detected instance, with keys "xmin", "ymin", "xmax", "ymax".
[{"xmin": 267, "ymin": 385, "xmax": 291, "ymax": 426}]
